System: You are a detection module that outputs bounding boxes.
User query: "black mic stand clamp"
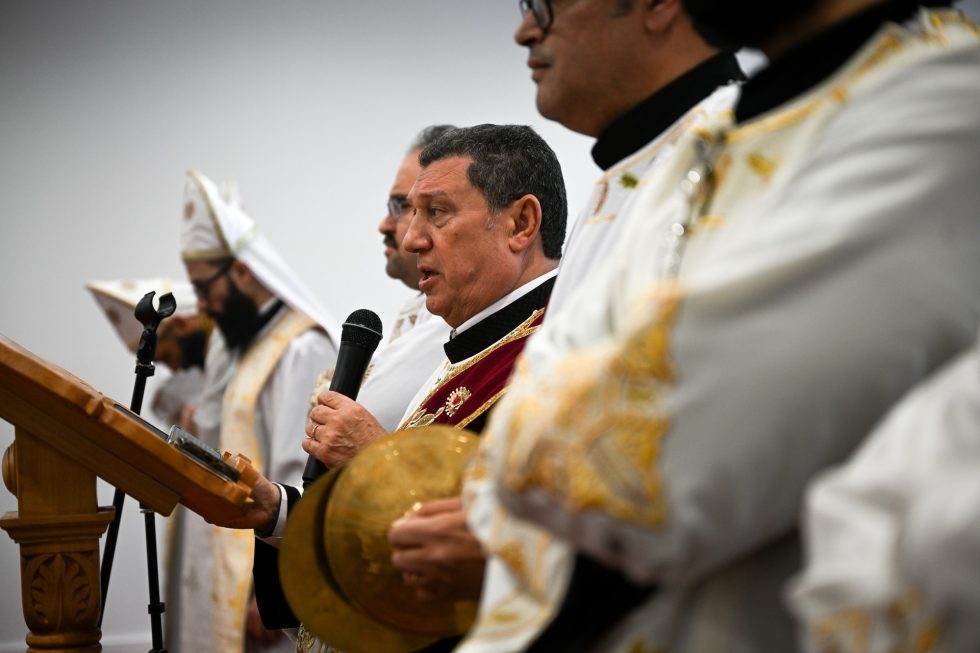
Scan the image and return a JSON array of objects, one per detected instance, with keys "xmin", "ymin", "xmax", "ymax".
[
  {"xmin": 131, "ymin": 291, "xmax": 176, "ymax": 410},
  {"xmin": 99, "ymin": 291, "xmax": 175, "ymax": 653}
]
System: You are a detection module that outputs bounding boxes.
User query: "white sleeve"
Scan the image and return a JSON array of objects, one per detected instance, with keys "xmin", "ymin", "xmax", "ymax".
[
  {"xmin": 789, "ymin": 339, "xmax": 980, "ymax": 653},
  {"xmin": 256, "ymin": 483, "xmax": 297, "ymax": 548}
]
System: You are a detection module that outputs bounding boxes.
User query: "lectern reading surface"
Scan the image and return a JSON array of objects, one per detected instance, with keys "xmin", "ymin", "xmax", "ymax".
[{"xmin": 0, "ymin": 334, "xmax": 258, "ymax": 651}]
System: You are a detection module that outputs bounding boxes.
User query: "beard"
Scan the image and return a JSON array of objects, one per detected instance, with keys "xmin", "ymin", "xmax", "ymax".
[
  {"xmin": 209, "ymin": 281, "xmax": 262, "ymax": 351},
  {"xmin": 383, "ymin": 234, "xmax": 403, "ymax": 278},
  {"xmin": 680, "ymin": 0, "xmax": 821, "ymax": 50}
]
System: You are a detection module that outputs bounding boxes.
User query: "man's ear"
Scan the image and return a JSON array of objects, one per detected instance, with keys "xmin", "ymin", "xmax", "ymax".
[
  {"xmin": 508, "ymin": 195, "xmax": 543, "ymax": 254},
  {"xmin": 229, "ymin": 259, "xmax": 251, "ymax": 286},
  {"xmin": 645, "ymin": 0, "xmax": 681, "ymax": 33}
]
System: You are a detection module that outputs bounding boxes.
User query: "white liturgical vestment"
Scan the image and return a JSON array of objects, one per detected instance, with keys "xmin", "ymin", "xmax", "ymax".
[
  {"xmin": 547, "ymin": 83, "xmax": 738, "ymax": 315},
  {"xmin": 169, "ymin": 171, "xmax": 338, "ymax": 653},
  {"xmin": 342, "ymin": 292, "xmax": 450, "ymax": 432},
  {"xmin": 458, "ymin": 78, "xmax": 740, "ymax": 653},
  {"xmin": 461, "ymin": 9, "xmax": 980, "ymax": 653},
  {"xmin": 789, "ymin": 327, "xmax": 980, "ymax": 653}
]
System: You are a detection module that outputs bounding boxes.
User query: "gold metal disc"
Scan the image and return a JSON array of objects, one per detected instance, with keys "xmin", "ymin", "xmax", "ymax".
[{"xmin": 280, "ymin": 425, "xmax": 479, "ymax": 652}]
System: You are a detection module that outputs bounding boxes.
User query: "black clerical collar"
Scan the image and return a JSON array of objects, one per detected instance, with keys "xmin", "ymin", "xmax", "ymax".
[
  {"xmin": 443, "ymin": 277, "xmax": 555, "ymax": 364},
  {"xmin": 735, "ymin": 0, "xmax": 925, "ymax": 123},
  {"xmin": 591, "ymin": 52, "xmax": 745, "ymax": 170}
]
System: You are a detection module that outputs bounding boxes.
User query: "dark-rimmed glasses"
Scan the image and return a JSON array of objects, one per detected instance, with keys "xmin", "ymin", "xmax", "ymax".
[
  {"xmin": 191, "ymin": 260, "xmax": 233, "ymax": 299},
  {"xmin": 387, "ymin": 194, "xmax": 412, "ymax": 221},
  {"xmin": 519, "ymin": 0, "xmax": 554, "ymax": 32}
]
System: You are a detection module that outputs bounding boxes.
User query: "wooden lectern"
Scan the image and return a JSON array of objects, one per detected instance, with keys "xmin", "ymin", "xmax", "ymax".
[{"xmin": 0, "ymin": 335, "xmax": 257, "ymax": 652}]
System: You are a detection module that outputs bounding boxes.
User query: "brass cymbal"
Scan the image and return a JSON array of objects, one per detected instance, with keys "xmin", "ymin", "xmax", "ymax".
[{"xmin": 280, "ymin": 425, "xmax": 480, "ymax": 653}]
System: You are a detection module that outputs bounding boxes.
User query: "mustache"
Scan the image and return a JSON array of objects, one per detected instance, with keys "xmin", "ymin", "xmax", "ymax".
[
  {"xmin": 527, "ymin": 46, "xmax": 550, "ymax": 65},
  {"xmin": 383, "ymin": 235, "xmax": 399, "ymax": 249}
]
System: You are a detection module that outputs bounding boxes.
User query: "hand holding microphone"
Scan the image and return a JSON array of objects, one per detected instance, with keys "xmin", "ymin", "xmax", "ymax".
[
  {"xmin": 304, "ymin": 392, "xmax": 388, "ymax": 469},
  {"xmin": 302, "ymin": 309, "xmax": 383, "ymax": 490}
]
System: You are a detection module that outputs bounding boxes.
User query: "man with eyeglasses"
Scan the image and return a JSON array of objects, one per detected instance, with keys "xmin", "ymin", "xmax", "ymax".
[
  {"xmin": 309, "ymin": 124, "xmax": 457, "ymax": 436},
  {"xmin": 224, "ymin": 124, "xmax": 568, "ymax": 653},
  {"xmin": 246, "ymin": 127, "xmax": 462, "ymax": 639},
  {"xmin": 171, "ymin": 170, "xmax": 340, "ymax": 653},
  {"xmin": 513, "ymin": 0, "xmax": 743, "ymax": 314},
  {"xmin": 460, "ymin": 1, "xmax": 980, "ymax": 652},
  {"xmin": 246, "ymin": 125, "xmax": 470, "ymax": 643}
]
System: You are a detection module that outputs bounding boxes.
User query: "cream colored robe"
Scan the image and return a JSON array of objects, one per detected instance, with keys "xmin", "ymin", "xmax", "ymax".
[{"xmin": 167, "ymin": 310, "xmax": 334, "ymax": 653}]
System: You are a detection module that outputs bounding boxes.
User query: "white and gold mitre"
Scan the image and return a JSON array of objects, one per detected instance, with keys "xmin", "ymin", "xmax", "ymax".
[
  {"xmin": 178, "ymin": 169, "xmax": 341, "ymax": 342},
  {"xmin": 180, "ymin": 169, "xmax": 250, "ymax": 262},
  {"xmin": 85, "ymin": 277, "xmax": 197, "ymax": 353}
]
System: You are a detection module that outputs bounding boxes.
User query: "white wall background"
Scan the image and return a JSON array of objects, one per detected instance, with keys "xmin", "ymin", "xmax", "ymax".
[
  {"xmin": 1, "ymin": 1, "xmax": 977, "ymax": 651},
  {"xmin": 0, "ymin": 2, "xmax": 597, "ymax": 650}
]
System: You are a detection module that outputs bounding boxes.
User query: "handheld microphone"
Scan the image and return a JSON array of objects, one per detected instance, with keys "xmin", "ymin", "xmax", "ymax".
[{"xmin": 302, "ymin": 309, "xmax": 383, "ymax": 490}]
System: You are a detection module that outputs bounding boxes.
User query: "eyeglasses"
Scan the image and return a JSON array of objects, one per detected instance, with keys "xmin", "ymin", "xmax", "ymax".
[
  {"xmin": 386, "ymin": 194, "xmax": 413, "ymax": 221},
  {"xmin": 519, "ymin": 0, "xmax": 554, "ymax": 32},
  {"xmin": 191, "ymin": 260, "xmax": 233, "ymax": 299}
]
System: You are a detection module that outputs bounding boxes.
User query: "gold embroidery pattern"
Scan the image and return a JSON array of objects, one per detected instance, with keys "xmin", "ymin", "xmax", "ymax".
[
  {"xmin": 308, "ymin": 367, "xmax": 335, "ymax": 411},
  {"xmin": 398, "ymin": 309, "xmax": 545, "ymax": 431},
  {"xmin": 694, "ymin": 214, "xmax": 726, "ymax": 231},
  {"xmin": 503, "ymin": 285, "xmax": 683, "ymax": 527},
  {"xmin": 746, "ymin": 152, "xmax": 780, "ymax": 181},
  {"xmin": 585, "ymin": 213, "xmax": 618, "ymax": 226},
  {"xmin": 611, "ymin": 287, "xmax": 681, "ymax": 383},
  {"xmin": 811, "ymin": 592, "xmax": 944, "ymax": 653},
  {"xmin": 712, "ymin": 151, "xmax": 733, "ymax": 190},
  {"xmin": 296, "ymin": 623, "xmax": 336, "ymax": 652},
  {"xmin": 403, "ymin": 384, "xmax": 480, "ymax": 428},
  {"xmin": 582, "ymin": 107, "xmax": 711, "ymax": 229},
  {"xmin": 404, "ymin": 404, "xmax": 445, "ymax": 429},
  {"xmin": 725, "ymin": 12, "xmax": 979, "ymax": 145},
  {"xmin": 813, "ymin": 609, "xmax": 872, "ymax": 653},
  {"xmin": 620, "ymin": 172, "xmax": 639, "ymax": 188},
  {"xmin": 457, "ymin": 388, "xmax": 506, "ymax": 430},
  {"xmin": 496, "ymin": 540, "xmax": 527, "ymax": 579},
  {"xmin": 444, "ymin": 386, "xmax": 472, "ymax": 417}
]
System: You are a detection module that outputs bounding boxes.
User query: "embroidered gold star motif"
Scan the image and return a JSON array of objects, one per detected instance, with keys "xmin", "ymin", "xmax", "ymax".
[
  {"xmin": 619, "ymin": 172, "xmax": 639, "ymax": 188},
  {"xmin": 444, "ymin": 386, "xmax": 472, "ymax": 417}
]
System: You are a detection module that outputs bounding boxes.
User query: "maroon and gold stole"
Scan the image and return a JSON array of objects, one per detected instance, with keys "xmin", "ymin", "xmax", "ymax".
[{"xmin": 400, "ymin": 308, "xmax": 546, "ymax": 431}]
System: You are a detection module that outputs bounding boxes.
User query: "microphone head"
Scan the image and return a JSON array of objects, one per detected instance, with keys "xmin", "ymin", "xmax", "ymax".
[{"xmin": 340, "ymin": 309, "xmax": 383, "ymax": 350}]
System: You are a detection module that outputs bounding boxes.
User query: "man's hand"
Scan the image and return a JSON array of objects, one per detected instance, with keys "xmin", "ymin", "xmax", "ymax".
[
  {"xmin": 388, "ymin": 496, "xmax": 486, "ymax": 602},
  {"xmin": 212, "ymin": 473, "xmax": 281, "ymax": 532},
  {"xmin": 245, "ymin": 596, "xmax": 283, "ymax": 646},
  {"xmin": 303, "ymin": 391, "xmax": 387, "ymax": 468}
]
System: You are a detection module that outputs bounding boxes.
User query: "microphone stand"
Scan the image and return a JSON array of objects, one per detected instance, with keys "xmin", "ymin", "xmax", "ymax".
[{"xmin": 99, "ymin": 290, "xmax": 175, "ymax": 653}]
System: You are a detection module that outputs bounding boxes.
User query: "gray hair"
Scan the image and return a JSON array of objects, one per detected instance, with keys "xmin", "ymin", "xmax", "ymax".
[
  {"xmin": 419, "ymin": 124, "xmax": 567, "ymax": 260},
  {"xmin": 408, "ymin": 124, "xmax": 457, "ymax": 154}
]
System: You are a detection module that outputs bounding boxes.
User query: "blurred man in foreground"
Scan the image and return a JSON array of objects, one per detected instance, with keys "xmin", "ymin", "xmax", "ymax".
[{"xmin": 461, "ymin": 1, "xmax": 980, "ymax": 652}]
